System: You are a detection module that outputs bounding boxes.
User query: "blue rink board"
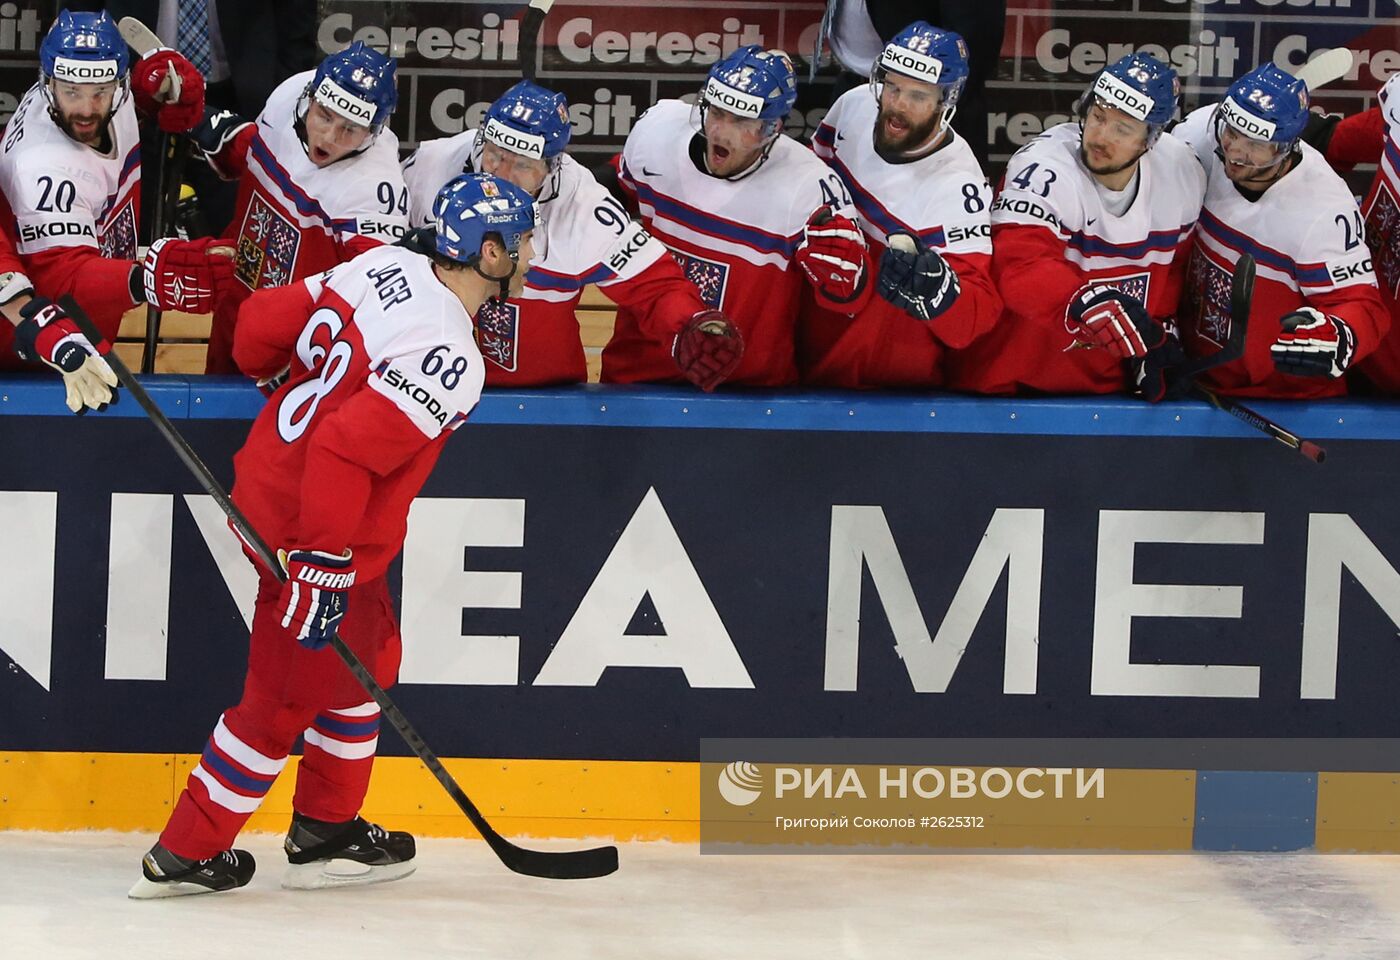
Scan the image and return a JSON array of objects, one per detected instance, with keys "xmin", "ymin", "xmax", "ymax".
[{"xmin": 1, "ymin": 374, "xmax": 1397, "ymax": 440}]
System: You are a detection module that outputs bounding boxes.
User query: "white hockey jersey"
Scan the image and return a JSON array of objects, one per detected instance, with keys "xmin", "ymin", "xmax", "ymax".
[
  {"xmin": 806, "ymin": 85, "xmax": 999, "ymax": 386},
  {"xmin": 945, "ymin": 121, "xmax": 1205, "ymax": 394},
  {"xmin": 608, "ymin": 99, "xmax": 854, "ymax": 386},
  {"xmin": 0, "ymin": 82, "xmax": 141, "ymax": 260},
  {"xmin": 402, "ymin": 129, "xmax": 682, "ymax": 385},
  {"xmin": 1171, "ymin": 104, "xmax": 1386, "ymax": 398}
]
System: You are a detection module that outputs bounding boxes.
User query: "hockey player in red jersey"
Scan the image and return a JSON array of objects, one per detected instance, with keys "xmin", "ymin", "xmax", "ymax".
[
  {"xmin": 1172, "ymin": 65, "xmax": 1388, "ymax": 399},
  {"xmin": 403, "ymin": 81, "xmax": 729, "ymax": 388},
  {"xmin": 127, "ymin": 173, "xmax": 538, "ymax": 899},
  {"xmin": 944, "ymin": 53, "xmax": 1204, "ymax": 397},
  {"xmin": 1306, "ymin": 74, "xmax": 1400, "ymax": 393},
  {"xmin": 603, "ymin": 46, "xmax": 863, "ymax": 387},
  {"xmin": 0, "ymin": 12, "xmax": 225, "ymax": 366},
  {"xmin": 191, "ymin": 41, "xmax": 409, "ymax": 374},
  {"xmin": 803, "ymin": 22, "xmax": 1001, "ymax": 388}
]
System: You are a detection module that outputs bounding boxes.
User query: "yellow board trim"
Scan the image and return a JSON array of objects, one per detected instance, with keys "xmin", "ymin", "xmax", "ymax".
[{"xmin": 0, "ymin": 753, "xmax": 1204, "ymax": 850}]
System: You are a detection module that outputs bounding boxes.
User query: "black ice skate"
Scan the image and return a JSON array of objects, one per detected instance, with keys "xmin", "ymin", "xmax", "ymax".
[
  {"xmin": 127, "ymin": 842, "xmax": 256, "ymax": 899},
  {"xmin": 282, "ymin": 813, "xmax": 416, "ymax": 890}
]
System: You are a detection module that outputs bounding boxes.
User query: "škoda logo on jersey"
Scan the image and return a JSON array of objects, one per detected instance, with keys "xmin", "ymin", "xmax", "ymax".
[{"xmin": 236, "ymin": 194, "xmax": 300, "ymax": 290}]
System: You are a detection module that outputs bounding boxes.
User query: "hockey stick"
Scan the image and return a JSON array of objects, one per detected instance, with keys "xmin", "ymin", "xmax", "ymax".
[
  {"xmin": 1189, "ymin": 383, "xmax": 1327, "ymax": 463},
  {"xmin": 118, "ymin": 17, "xmax": 187, "ymax": 374},
  {"xmin": 1168, "ymin": 252, "xmax": 1255, "ymax": 384},
  {"xmin": 64, "ymin": 297, "xmax": 619, "ymax": 881},
  {"xmin": 518, "ymin": 0, "xmax": 555, "ymax": 82},
  {"xmin": 1292, "ymin": 47, "xmax": 1354, "ymax": 92}
]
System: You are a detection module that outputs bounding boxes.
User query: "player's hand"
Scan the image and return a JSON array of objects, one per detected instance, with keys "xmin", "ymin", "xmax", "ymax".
[
  {"xmin": 1065, "ymin": 284, "xmax": 1160, "ymax": 359},
  {"xmin": 673, "ymin": 309, "xmax": 744, "ymax": 392},
  {"xmin": 191, "ymin": 106, "xmax": 253, "ymax": 169},
  {"xmin": 277, "ymin": 548, "xmax": 356, "ymax": 650},
  {"xmin": 796, "ymin": 207, "xmax": 868, "ymax": 304},
  {"xmin": 13, "ymin": 297, "xmax": 118, "ymax": 413},
  {"xmin": 130, "ymin": 50, "xmax": 207, "ymax": 133},
  {"xmin": 877, "ymin": 232, "xmax": 960, "ymax": 321},
  {"xmin": 1271, "ymin": 307, "xmax": 1356, "ymax": 378},
  {"xmin": 1132, "ymin": 319, "xmax": 1186, "ymax": 403},
  {"xmin": 141, "ymin": 237, "xmax": 237, "ymax": 313}
]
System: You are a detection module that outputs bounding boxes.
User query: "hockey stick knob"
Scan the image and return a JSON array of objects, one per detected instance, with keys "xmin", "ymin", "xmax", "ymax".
[{"xmin": 888, "ymin": 233, "xmax": 918, "ymax": 254}]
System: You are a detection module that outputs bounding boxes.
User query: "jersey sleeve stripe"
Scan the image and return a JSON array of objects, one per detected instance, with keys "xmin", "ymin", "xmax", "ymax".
[
  {"xmin": 1067, "ymin": 224, "xmax": 1193, "ymax": 259},
  {"xmin": 1198, "ymin": 208, "xmax": 1332, "ymax": 285},
  {"xmin": 812, "ymin": 123, "xmax": 835, "ymax": 148},
  {"xmin": 249, "ymin": 134, "xmax": 336, "ymax": 224},
  {"xmin": 632, "ymin": 180, "xmax": 797, "ymax": 256},
  {"xmin": 525, "ymin": 262, "xmax": 614, "ymax": 292},
  {"xmin": 828, "ymin": 156, "xmax": 944, "ymax": 246}
]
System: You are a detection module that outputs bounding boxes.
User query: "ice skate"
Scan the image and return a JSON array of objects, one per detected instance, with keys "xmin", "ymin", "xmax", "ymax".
[
  {"xmin": 282, "ymin": 813, "xmax": 416, "ymax": 890},
  {"xmin": 127, "ymin": 843, "xmax": 256, "ymax": 899}
]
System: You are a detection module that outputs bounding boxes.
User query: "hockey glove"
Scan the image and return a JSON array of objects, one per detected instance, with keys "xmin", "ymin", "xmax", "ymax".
[
  {"xmin": 13, "ymin": 297, "xmax": 118, "ymax": 413},
  {"xmin": 191, "ymin": 106, "xmax": 254, "ymax": 179},
  {"xmin": 278, "ymin": 549, "xmax": 356, "ymax": 650},
  {"xmin": 140, "ymin": 237, "xmax": 236, "ymax": 313},
  {"xmin": 673, "ymin": 310, "xmax": 744, "ymax": 392},
  {"xmin": 877, "ymin": 232, "xmax": 960, "ymax": 321},
  {"xmin": 1065, "ymin": 284, "xmax": 1160, "ymax": 359},
  {"xmin": 130, "ymin": 50, "xmax": 207, "ymax": 133},
  {"xmin": 796, "ymin": 207, "xmax": 869, "ymax": 304},
  {"xmin": 1131, "ymin": 319, "xmax": 1187, "ymax": 403},
  {"xmin": 1271, "ymin": 307, "xmax": 1356, "ymax": 378}
]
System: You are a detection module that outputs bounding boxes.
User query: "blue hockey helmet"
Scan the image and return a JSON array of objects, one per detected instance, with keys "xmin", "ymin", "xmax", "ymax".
[
  {"xmin": 699, "ymin": 45, "xmax": 798, "ymax": 133},
  {"xmin": 1079, "ymin": 53, "xmax": 1180, "ymax": 145},
  {"xmin": 40, "ymin": 11, "xmax": 129, "ymax": 86},
  {"xmin": 1215, "ymin": 63, "xmax": 1310, "ymax": 147},
  {"xmin": 478, "ymin": 80, "xmax": 572, "ymax": 167},
  {"xmin": 302, "ymin": 41, "xmax": 398, "ymax": 136},
  {"xmin": 871, "ymin": 23, "xmax": 970, "ymax": 109},
  {"xmin": 432, "ymin": 172, "xmax": 540, "ymax": 265}
]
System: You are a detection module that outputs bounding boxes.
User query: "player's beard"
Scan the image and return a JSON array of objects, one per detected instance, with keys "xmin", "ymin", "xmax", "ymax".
[
  {"xmin": 873, "ymin": 106, "xmax": 941, "ymax": 159},
  {"xmin": 1079, "ymin": 142, "xmax": 1143, "ymax": 178},
  {"xmin": 56, "ymin": 109, "xmax": 110, "ymax": 148}
]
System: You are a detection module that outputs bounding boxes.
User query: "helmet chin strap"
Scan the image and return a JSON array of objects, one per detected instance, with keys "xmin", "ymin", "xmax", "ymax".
[{"xmin": 473, "ymin": 254, "xmax": 518, "ymax": 301}]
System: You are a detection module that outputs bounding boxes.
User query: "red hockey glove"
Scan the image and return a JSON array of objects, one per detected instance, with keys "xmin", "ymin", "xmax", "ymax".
[
  {"xmin": 673, "ymin": 310, "xmax": 744, "ymax": 392},
  {"xmin": 796, "ymin": 206, "xmax": 869, "ymax": 304},
  {"xmin": 130, "ymin": 50, "xmax": 207, "ymax": 133},
  {"xmin": 12, "ymin": 297, "xmax": 118, "ymax": 413},
  {"xmin": 1065, "ymin": 284, "xmax": 1161, "ymax": 359},
  {"xmin": 141, "ymin": 237, "xmax": 236, "ymax": 313},
  {"xmin": 278, "ymin": 549, "xmax": 355, "ymax": 650},
  {"xmin": 1271, "ymin": 307, "xmax": 1356, "ymax": 379}
]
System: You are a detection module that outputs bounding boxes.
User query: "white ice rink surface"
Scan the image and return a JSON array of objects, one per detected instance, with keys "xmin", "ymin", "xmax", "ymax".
[{"xmin": 4, "ymin": 832, "xmax": 1400, "ymax": 959}]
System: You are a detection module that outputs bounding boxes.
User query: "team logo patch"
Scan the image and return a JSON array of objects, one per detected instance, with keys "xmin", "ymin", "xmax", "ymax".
[
  {"xmin": 1366, "ymin": 181, "xmax": 1400, "ymax": 298},
  {"xmin": 236, "ymin": 193, "xmax": 301, "ymax": 290},
  {"xmin": 1186, "ymin": 247, "xmax": 1232, "ymax": 348},
  {"xmin": 672, "ymin": 250, "xmax": 730, "ymax": 309},
  {"xmin": 1091, "ymin": 271, "xmax": 1150, "ymax": 305},
  {"xmin": 98, "ymin": 198, "xmax": 137, "ymax": 260},
  {"xmin": 475, "ymin": 297, "xmax": 520, "ymax": 372}
]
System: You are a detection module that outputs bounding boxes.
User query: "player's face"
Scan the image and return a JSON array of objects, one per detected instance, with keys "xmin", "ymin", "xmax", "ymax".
[
  {"xmin": 51, "ymin": 80, "xmax": 117, "ymax": 146},
  {"xmin": 304, "ymin": 100, "xmax": 372, "ymax": 167},
  {"xmin": 480, "ymin": 141, "xmax": 550, "ymax": 197},
  {"xmin": 702, "ymin": 105, "xmax": 769, "ymax": 177},
  {"xmin": 1218, "ymin": 123, "xmax": 1288, "ymax": 187},
  {"xmin": 510, "ymin": 231, "xmax": 537, "ymax": 296},
  {"xmin": 1080, "ymin": 102, "xmax": 1150, "ymax": 175},
  {"xmin": 875, "ymin": 73, "xmax": 943, "ymax": 153}
]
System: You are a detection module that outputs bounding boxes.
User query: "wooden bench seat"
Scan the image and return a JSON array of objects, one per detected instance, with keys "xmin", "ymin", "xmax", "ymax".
[{"xmin": 116, "ymin": 285, "xmax": 622, "ymax": 381}]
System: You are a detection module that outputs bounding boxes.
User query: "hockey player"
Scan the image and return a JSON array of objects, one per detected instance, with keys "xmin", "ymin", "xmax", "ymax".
[
  {"xmin": 1303, "ymin": 74, "xmax": 1400, "ymax": 392},
  {"xmin": 402, "ymin": 80, "xmax": 729, "ymax": 388},
  {"xmin": 1171, "ymin": 64, "xmax": 1387, "ymax": 399},
  {"xmin": 603, "ymin": 46, "xmax": 866, "ymax": 387},
  {"xmin": 0, "ymin": 12, "xmax": 226, "ymax": 363},
  {"xmin": 191, "ymin": 41, "xmax": 410, "ymax": 374},
  {"xmin": 129, "ymin": 172, "xmax": 538, "ymax": 899},
  {"xmin": 804, "ymin": 22, "xmax": 1001, "ymax": 388},
  {"xmin": 944, "ymin": 53, "xmax": 1205, "ymax": 397}
]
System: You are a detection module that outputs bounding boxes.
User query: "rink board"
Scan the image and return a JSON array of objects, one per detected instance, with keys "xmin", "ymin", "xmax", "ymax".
[{"xmin": 2, "ymin": 379, "xmax": 1400, "ymax": 850}]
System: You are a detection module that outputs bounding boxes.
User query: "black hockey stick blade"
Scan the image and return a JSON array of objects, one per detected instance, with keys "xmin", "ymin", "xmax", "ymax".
[
  {"xmin": 1168, "ymin": 252, "xmax": 1256, "ymax": 385},
  {"xmin": 1190, "ymin": 383, "xmax": 1325, "ymax": 463},
  {"xmin": 518, "ymin": 0, "xmax": 555, "ymax": 82},
  {"xmin": 64, "ymin": 297, "xmax": 621, "ymax": 880}
]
